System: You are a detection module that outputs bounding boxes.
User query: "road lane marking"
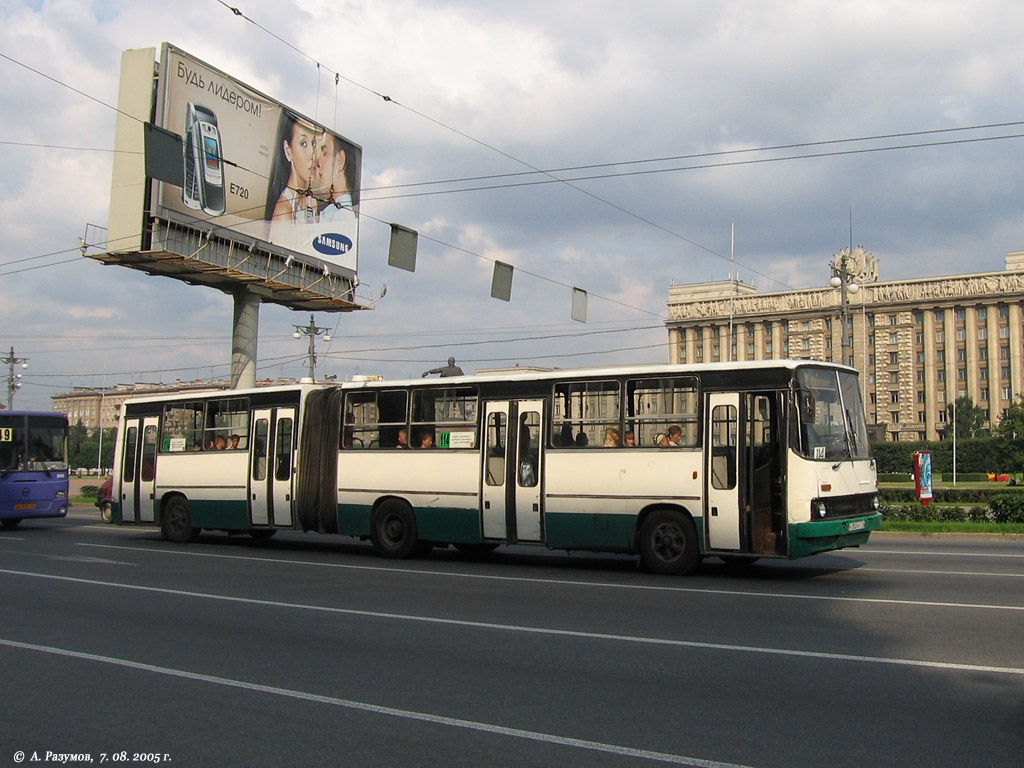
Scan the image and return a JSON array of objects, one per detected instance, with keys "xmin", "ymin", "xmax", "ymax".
[
  {"xmin": 0, "ymin": 636, "xmax": 755, "ymax": 768},
  {"xmin": 3, "ymin": 568, "xmax": 1023, "ymax": 677},
  {"xmin": 78, "ymin": 543, "xmax": 1024, "ymax": 612}
]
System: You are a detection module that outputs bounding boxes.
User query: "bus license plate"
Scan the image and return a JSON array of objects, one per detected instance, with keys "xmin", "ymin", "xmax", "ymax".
[
  {"xmin": 13, "ymin": 503, "xmax": 36, "ymax": 510},
  {"xmin": 848, "ymin": 520, "xmax": 866, "ymax": 532}
]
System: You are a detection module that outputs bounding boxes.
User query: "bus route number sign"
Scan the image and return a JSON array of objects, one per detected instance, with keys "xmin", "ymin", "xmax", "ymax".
[{"xmin": 0, "ymin": 428, "xmax": 13, "ymax": 442}]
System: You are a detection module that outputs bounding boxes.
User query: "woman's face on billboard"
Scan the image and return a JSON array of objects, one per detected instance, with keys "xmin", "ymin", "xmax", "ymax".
[{"xmin": 283, "ymin": 121, "xmax": 318, "ymax": 188}]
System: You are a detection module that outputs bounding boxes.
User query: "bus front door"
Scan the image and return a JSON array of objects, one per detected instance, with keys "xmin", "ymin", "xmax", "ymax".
[
  {"xmin": 482, "ymin": 400, "xmax": 544, "ymax": 543},
  {"xmin": 250, "ymin": 408, "xmax": 296, "ymax": 528},
  {"xmin": 119, "ymin": 417, "xmax": 159, "ymax": 524},
  {"xmin": 705, "ymin": 392, "xmax": 741, "ymax": 551}
]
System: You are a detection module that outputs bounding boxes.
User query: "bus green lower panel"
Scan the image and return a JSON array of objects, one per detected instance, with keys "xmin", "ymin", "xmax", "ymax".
[
  {"xmin": 544, "ymin": 512, "xmax": 639, "ymax": 552},
  {"xmin": 337, "ymin": 504, "xmax": 482, "ymax": 545},
  {"xmin": 189, "ymin": 499, "xmax": 250, "ymax": 531},
  {"xmin": 788, "ymin": 513, "xmax": 882, "ymax": 560}
]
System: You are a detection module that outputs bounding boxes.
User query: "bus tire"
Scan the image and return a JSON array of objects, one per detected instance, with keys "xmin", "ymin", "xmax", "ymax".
[
  {"xmin": 371, "ymin": 500, "xmax": 420, "ymax": 559},
  {"xmin": 99, "ymin": 502, "xmax": 112, "ymax": 524},
  {"xmin": 639, "ymin": 509, "xmax": 701, "ymax": 575},
  {"xmin": 1, "ymin": 518, "xmax": 21, "ymax": 530},
  {"xmin": 161, "ymin": 496, "xmax": 197, "ymax": 544}
]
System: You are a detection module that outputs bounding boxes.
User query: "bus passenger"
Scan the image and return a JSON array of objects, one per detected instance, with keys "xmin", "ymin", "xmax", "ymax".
[
  {"xmin": 603, "ymin": 427, "xmax": 620, "ymax": 447},
  {"xmin": 228, "ymin": 435, "xmax": 241, "ymax": 450},
  {"xmin": 418, "ymin": 432, "xmax": 434, "ymax": 449},
  {"xmin": 623, "ymin": 431, "xmax": 636, "ymax": 447},
  {"xmin": 396, "ymin": 429, "xmax": 409, "ymax": 449},
  {"xmin": 214, "ymin": 435, "xmax": 228, "ymax": 450},
  {"xmin": 659, "ymin": 425, "xmax": 683, "ymax": 447}
]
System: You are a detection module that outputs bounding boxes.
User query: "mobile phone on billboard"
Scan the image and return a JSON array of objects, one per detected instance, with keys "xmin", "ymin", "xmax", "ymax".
[{"xmin": 182, "ymin": 102, "xmax": 225, "ymax": 216}]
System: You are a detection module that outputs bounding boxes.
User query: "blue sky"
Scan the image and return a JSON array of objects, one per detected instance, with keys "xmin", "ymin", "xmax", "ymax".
[{"xmin": 2, "ymin": 0, "xmax": 1023, "ymax": 411}]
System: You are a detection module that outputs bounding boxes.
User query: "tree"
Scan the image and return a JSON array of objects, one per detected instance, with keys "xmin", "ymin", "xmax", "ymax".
[
  {"xmin": 994, "ymin": 395, "xmax": 1024, "ymax": 475},
  {"xmin": 941, "ymin": 395, "xmax": 988, "ymax": 439}
]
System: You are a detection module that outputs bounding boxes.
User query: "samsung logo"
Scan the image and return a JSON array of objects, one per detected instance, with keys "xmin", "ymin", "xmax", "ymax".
[{"xmin": 313, "ymin": 234, "xmax": 353, "ymax": 256}]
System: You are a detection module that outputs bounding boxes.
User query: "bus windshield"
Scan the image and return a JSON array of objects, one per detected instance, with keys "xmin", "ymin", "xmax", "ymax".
[
  {"xmin": 793, "ymin": 368, "xmax": 870, "ymax": 461},
  {"xmin": 0, "ymin": 414, "xmax": 69, "ymax": 472}
]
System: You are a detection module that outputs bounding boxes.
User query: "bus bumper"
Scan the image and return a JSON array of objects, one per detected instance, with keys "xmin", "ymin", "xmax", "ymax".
[{"xmin": 787, "ymin": 513, "xmax": 882, "ymax": 559}]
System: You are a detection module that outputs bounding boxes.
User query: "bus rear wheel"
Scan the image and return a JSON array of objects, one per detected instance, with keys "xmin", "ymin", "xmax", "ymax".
[
  {"xmin": 639, "ymin": 509, "xmax": 700, "ymax": 575},
  {"xmin": 161, "ymin": 497, "xmax": 198, "ymax": 543},
  {"xmin": 371, "ymin": 500, "xmax": 421, "ymax": 559},
  {"xmin": 1, "ymin": 518, "xmax": 21, "ymax": 530}
]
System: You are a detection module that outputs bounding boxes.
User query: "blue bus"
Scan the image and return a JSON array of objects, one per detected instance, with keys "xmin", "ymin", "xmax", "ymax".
[{"xmin": 0, "ymin": 411, "xmax": 70, "ymax": 529}]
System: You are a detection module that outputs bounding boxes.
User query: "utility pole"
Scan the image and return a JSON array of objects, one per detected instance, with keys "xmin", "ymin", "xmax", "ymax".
[
  {"xmin": 830, "ymin": 249, "xmax": 860, "ymax": 367},
  {"xmin": 292, "ymin": 315, "xmax": 331, "ymax": 381},
  {"xmin": 3, "ymin": 347, "xmax": 29, "ymax": 409}
]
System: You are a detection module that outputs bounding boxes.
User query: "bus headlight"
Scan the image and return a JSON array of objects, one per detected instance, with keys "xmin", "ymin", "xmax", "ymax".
[
  {"xmin": 55, "ymin": 490, "xmax": 67, "ymax": 498},
  {"xmin": 815, "ymin": 500, "xmax": 828, "ymax": 518},
  {"xmin": 871, "ymin": 495, "xmax": 881, "ymax": 511}
]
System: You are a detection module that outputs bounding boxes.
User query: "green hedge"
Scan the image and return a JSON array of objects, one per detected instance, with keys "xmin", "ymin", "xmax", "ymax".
[
  {"xmin": 871, "ymin": 437, "xmax": 1010, "ymax": 475},
  {"xmin": 880, "ymin": 503, "xmax": 991, "ymax": 523},
  {"xmin": 879, "ymin": 486, "xmax": 1024, "ymax": 504}
]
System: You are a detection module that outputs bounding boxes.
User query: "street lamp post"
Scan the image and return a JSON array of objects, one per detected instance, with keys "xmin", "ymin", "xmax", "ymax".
[
  {"xmin": 292, "ymin": 315, "xmax": 331, "ymax": 381},
  {"xmin": 3, "ymin": 347, "xmax": 29, "ymax": 409},
  {"xmin": 830, "ymin": 249, "xmax": 860, "ymax": 367}
]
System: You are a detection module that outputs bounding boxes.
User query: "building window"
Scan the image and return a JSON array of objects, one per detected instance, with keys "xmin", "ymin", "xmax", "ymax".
[
  {"xmin": 889, "ymin": 371, "xmax": 899, "ymax": 384},
  {"xmin": 937, "ymin": 350, "xmax": 945, "ymax": 363},
  {"xmin": 889, "ymin": 352, "xmax": 899, "ymax": 365},
  {"xmin": 938, "ymin": 370, "xmax": 946, "ymax": 382},
  {"xmin": 981, "ymin": 388, "xmax": 989, "ymax": 402},
  {"xmin": 917, "ymin": 391, "xmax": 925, "ymax": 403},
  {"xmin": 889, "ymin": 332, "xmax": 898, "ymax": 344},
  {"xmin": 914, "ymin": 311, "xmax": 923, "ymax": 325},
  {"xmin": 955, "ymin": 308, "xmax": 965, "ymax": 322},
  {"xmin": 917, "ymin": 370, "xmax": 925, "ymax": 383},
  {"xmin": 890, "ymin": 391, "xmax": 899, "ymax": 404},
  {"xmin": 956, "ymin": 329, "xmax": 967, "ymax": 342},
  {"xmin": 936, "ymin": 330, "xmax": 945, "ymax": 343},
  {"xmin": 978, "ymin": 306, "xmax": 987, "ymax": 320},
  {"xmin": 916, "ymin": 332, "xmax": 924, "ymax": 344},
  {"xmin": 890, "ymin": 411, "xmax": 900, "ymax": 424},
  {"xmin": 979, "ymin": 327, "xmax": 988, "ymax": 340},
  {"xmin": 869, "ymin": 315, "xmax": 876, "ymax": 328},
  {"xmin": 1003, "ymin": 366, "xmax": 1011, "ymax": 379},
  {"xmin": 958, "ymin": 368, "xmax": 967, "ymax": 381},
  {"xmin": 980, "ymin": 347, "xmax": 988, "ymax": 360},
  {"xmin": 938, "ymin": 410, "xmax": 947, "ymax": 423},
  {"xmin": 981, "ymin": 367, "xmax": 988, "ymax": 380},
  {"xmin": 957, "ymin": 349, "xmax": 967, "ymax": 362},
  {"xmin": 802, "ymin": 338, "xmax": 811, "ymax": 351},
  {"xmin": 889, "ymin": 315, "xmax": 897, "ymax": 326},
  {"xmin": 1001, "ymin": 346, "xmax": 1010, "ymax": 359},
  {"xmin": 1003, "ymin": 387, "xmax": 1012, "ymax": 401}
]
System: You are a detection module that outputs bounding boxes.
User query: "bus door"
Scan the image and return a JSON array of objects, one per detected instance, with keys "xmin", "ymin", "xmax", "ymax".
[
  {"xmin": 481, "ymin": 400, "xmax": 544, "ymax": 543},
  {"xmin": 119, "ymin": 416, "xmax": 159, "ymax": 524},
  {"xmin": 250, "ymin": 408, "xmax": 296, "ymax": 528},
  {"xmin": 705, "ymin": 393, "xmax": 740, "ymax": 550}
]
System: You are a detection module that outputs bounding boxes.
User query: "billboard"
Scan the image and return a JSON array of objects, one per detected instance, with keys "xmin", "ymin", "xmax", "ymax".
[{"xmin": 153, "ymin": 44, "xmax": 362, "ymax": 275}]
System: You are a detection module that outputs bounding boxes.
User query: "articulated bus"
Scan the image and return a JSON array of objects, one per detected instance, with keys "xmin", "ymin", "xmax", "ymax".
[
  {"xmin": 112, "ymin": 361, "xmax": 881, "ymax": 574},
  {"xmin": 0, "ymin": 411, "xmax": 69, "ymax": 530}
]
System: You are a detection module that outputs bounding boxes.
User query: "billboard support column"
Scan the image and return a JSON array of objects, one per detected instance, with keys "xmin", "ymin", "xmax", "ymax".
[{"xmin": 231, "ymin": 290, "xmax": 260, "ymax": 389}]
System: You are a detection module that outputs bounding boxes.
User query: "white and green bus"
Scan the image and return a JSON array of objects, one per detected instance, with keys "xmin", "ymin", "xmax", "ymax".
[{"xmin": 112, "ymin": 360, "xmax": 881, "ymax": 574}]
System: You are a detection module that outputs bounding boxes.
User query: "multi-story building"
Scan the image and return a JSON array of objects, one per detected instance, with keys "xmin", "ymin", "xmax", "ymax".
[{"xmin": 666, "ymin": 249, "xmax": 1024, "ymax": 441}]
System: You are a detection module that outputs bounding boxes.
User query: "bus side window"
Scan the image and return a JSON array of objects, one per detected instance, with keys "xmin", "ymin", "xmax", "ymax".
[
  {"xmin": 122, "ymin": 426, "xmax": 138, "ymax": 483},
  {"xmin": 252, "ymin": 419, "xmax": 268, "ymax": 481},
  {"xmin": 275, "ymin": 418, "xmax": 293, "ymax": 481},
  {"xmin": 140, "ymin": 425, "xmax": 158, "ymax": 483}
]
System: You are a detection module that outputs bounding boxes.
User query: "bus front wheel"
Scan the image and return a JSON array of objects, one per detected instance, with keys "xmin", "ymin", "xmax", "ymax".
[
  {"xmin": 371, "ymin": 500, "xmax": 420, "ymax": 559},
  {"xmin": 161, "ymin": 497, "xmax": 199, "ymax": 544},
  {"xmin": 639, "ymin": 510, "xmax": 700, "ymax": 575}
]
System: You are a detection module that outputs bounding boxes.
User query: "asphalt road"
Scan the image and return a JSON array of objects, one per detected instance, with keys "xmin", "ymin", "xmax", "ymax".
[{"xmin": 1, "ymin": 506, "xmax": 1022, "ymax": 768}]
